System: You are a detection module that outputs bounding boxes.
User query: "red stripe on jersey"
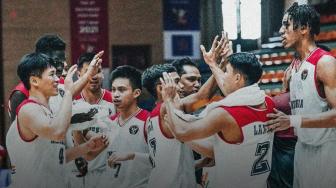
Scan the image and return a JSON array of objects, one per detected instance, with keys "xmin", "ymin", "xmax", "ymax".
[
  {"xmin": 217, "ymin": 97, "xmax": 275, "ymax": 144},
  {"xmin": 16, "ymin": 99, "xmax": 41, "ymax": 142},
  {"xmin": 75, "ymin": 89, "xmax": 112, "ymax": 104},
  {"xmin": 13, "ymin": 82, "xmax": 29, "ymax": 98},
  {"xmin": 8, "ymin": 83, "xmax": 30, "ymax": 112},
  {"xmin": 59, "ymin": 77, "xmax": 65, "ymax": 84},
  {"xmin": 74, "ymin": 94, "xmax": 82, "ymax": 100},
  {"xmin": 150, "ymin": 103, "xmax": 174, "ymax": 139},
  {"xmin": 136, "ymin": 109, "xmax": 150, "ymax": 121},
  {"xmin": 135, "ymin": 109, "xmax": 150, "ymax": 143},
  {"xmin": 306, "ymin": 48, "xmax": 332, "ymax": 66},
  {"xmin": 110, "ymin": 113, "xmax": 119, "ymax": 121},
  {"xmin": 306, "ymin": 48, "xmax": 332, "ymax": 99},
  {"xmin": 102, "ymin": 89, "xmax": 113, "ymax": 102}
]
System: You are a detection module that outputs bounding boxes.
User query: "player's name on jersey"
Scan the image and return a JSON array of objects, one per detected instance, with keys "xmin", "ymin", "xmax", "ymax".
[
  {"xmin": 290, "ymin": 99, "xmax": 303, "ymax": 110},
  {"xmin": 51, "ymin": 140, "xmax": 65, "ymax": 145},
  {"xmin": 254, "ymin": 124, "xmax": 268, "ymax": 136}
]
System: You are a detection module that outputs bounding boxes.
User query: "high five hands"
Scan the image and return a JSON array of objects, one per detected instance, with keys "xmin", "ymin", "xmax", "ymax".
[
  {"xmin": 200, "ymin": 31, "xmax": 233, "ymax": 67},
  {"xmin": 160, "ymin": 72, "xmax": 178, "ymax": 102}
]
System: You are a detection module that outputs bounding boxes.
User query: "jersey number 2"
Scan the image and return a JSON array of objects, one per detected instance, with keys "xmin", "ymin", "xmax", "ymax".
[{"xmin": 251, "ymin": 141, "xmax": 270, "ymax": 176}]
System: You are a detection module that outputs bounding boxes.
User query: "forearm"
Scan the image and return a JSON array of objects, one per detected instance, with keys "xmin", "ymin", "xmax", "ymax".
[
  {"xmin": 165, "ymin": 100, "xmax": 195, "ymax": 141},
  {"xmin": 50, "ymin": 91, "xmax": 73, "ymax": 140},
  {"xmin": 183, "ymin": 76, "xmax": 217, "ymax": 113},
  {"xmin": 72, "ymin": 73, "xmax": 90, "ymax": 97},
  {"xmin": 301, "ymin": 109, "xmax": 336, "ymax": 128},
  {"xmin": 84, "ymin": 143, "xmax": 108, "ymax": 161},
  {"xmin": 66, "ymin": 143, "xmax": 89, "ymax": 163},
  {"xmin": 209, "ymin": 64, "xmax": 226, "ymax": 95},
  {"xmin": 186, "ymin": 138, "xmax": 214, "ymax": 158},
  {"xmin": 72, "ymin": 131, "xmax": 87, "ymax": 146}
]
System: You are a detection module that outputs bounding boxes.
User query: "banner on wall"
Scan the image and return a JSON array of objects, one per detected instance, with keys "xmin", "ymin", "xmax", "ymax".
[
  {"xmin": 70, "ymin": 0, "xmax": 109, "ymax": 67},
  {"xmin": 163, "ymin": 0, "xmax": 200, "ymax": 60}
]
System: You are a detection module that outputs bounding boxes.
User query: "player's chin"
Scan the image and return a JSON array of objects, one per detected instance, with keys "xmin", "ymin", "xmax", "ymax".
[{"xmin": 51, "ymin": 88, "xmax": 58, "ymax": 96}]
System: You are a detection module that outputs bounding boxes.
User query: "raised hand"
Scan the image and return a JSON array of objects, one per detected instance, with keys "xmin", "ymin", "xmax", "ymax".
[
  {"xmin": 200, "ymin": 31, "xmax": 232, "ymax": 67},
  {"xmin": 85, "ymin": 134, "xmax": 109, "ymax": 152},
  {"xmin": 86, "ymin": 51, "xmax": 104, "ymax": 77},
  {"xmin": 160, "ymin": 72, "xmax": 178, "ymax": 102},
  {"xmin": 219, "ymin": 32, "xmax": 233, "ymax": 65},
  {"xmin": 265, "ymin": 108, "xmax": 291, "ymax": 132},
  {"xmin": 64, "ymin": 64, "xmax": 78, "ymax": 95}
]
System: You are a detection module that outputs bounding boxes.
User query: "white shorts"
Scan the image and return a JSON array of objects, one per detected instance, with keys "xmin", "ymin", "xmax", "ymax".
[{"xmin": 294, "ymin": 140, "xmax": 336, "ymax": 188}]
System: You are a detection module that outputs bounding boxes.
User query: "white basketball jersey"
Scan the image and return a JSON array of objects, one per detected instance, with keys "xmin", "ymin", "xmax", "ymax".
[
  {"xmin": 289, "ymin": 48, "xmax": 336, "ymax": 145},
  {"xmin": 146, "ymin": 103, "xmax": 196, "ymax": 188},
  {"xmin": 212, "ymin": 97, "xmax": 275, "ymax": 188},
  {"xmin": 74, "ymin": 89, "xmax": 116, "ymax": 171},
  {"xmin": 6, "ymin": 99, "xmax": 65, "ymax": 188},
  {"xmin": 100, "ymin": 108, "xmax": 151, "ymax": 188}
]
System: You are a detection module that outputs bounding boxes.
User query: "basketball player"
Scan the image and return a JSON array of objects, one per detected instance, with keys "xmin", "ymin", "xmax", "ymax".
[
  {"xmin": 65, "ymin": 52, "xmax": 115, "ymax": 188},
  {"xmin": 144, "ymin": 32, "xmax": 233, "ymax": 188},
  {"xmin": 97, "ymin": 65, "xmax": 151, "ymax": 188},
  {"xmin": 162, "ymin": 52, "xmax": 275, "ymax": 188},
  {"xmin": 172, "ymin": 57, "xmax": 201, "ymax": 98},
  {"xmin": 265, "ymin": 3, "xmax": 336, "ymax": 188},
  {"xmin": 6, "ymin": 52, "xmax": 103, "ymax": 188},
  {"xmin": 8, "ymin": 34, "xmax": 67, "ymax": 122},
  {"xmin": 142, "ymin": 64, "xmax": 198, "ymax": 188}
]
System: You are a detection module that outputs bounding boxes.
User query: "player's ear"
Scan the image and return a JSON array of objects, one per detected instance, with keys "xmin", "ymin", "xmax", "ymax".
[
  {"xmin": 299, "ymin": 25, "xmax": 309, "ymax": 35},
  {"xmin": 133, "ymin": 88, "xmax": 141, "ymax": 98},
  {"xmin": 30, "ymin": 76, "xmax": 39, "ymax": 87},
  {"xmin": 156, "ymin": 84, "xmax": 162, "ymax": 96}
]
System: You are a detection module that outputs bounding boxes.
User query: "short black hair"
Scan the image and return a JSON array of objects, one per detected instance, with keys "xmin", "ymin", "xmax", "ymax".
[
  {"xmin": 171, "ymin": 57, "xmax": 198, "ymax": 76},
  {"xmin": 286, "ymin": 2, "xmax": 320, "ymax": 36},
  {"xmin": 142, "ymin": 64, "xmax": 176, "ymax": 99},
  {"xmin": 35, "ymin": 34, "xmax": 66, "ymax": 53},
  {"xmin": 17, "ymin": 53, "xmax": 54, "ymax": 90},
  {"xmin": 77, "ymin": 52, "xmax": 95, "ymax": 71},
  {"xmin": 110, "ymin": 65, "xmax": 142, "ymax": 90},
  {"xmin": 227, "ymin": 53, "xmax": 262, "ymax": 86}
]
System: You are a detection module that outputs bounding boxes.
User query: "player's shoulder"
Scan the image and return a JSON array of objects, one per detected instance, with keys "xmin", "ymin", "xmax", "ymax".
[
  {"xmin": 135, "ymin": 109, "xmax": 150, "ymax": 122},
  {"xmin": 149, "ymin": 103, "xmax": 162, "ymax": 118},
  {"xmin": 102, "ymin": 89, "xmax": 113, "ymax": 103},
  {"xmin": 17, "ymin": 100, "xmax": 46, "ymax": 118},
  {"xmin": 309, "ymin": 48, "xmax": 335, "ymax": 66}
]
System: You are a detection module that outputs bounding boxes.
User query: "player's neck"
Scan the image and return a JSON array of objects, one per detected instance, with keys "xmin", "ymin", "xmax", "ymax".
[
  {"xmin": 295, "ymin": 38, "xmax": 317, "ymax": 61},
  {"xmin": 82, "ymin": 88, "xmax": 103, "ymax": 104},
  {"xmin": 119, "ymin": 103, "xmax": 140, "ymax": 122},
  {"xmin": 29, "ymin": 90, "xmax": 50, "ymax": 108}
]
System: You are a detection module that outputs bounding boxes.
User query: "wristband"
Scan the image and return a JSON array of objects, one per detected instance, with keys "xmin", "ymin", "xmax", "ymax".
[{"xmin": 290, "ymin": 115, "xmax": 302, "ymax": 129}]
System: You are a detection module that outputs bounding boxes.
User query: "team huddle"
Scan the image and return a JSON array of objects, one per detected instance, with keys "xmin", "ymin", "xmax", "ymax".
[{"xmin": 5, "ymin": 3, "xmax": 336, "ymax": 188}]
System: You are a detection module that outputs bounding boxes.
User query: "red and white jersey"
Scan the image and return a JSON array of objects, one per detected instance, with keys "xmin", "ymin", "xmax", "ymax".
[
  {"xmin": 74, "ymin": 89, "xmax": 116, "ymax": 118},
  {"xmin": 289, "ymin": 48, "xmax": 336, "ymax": 145},
  {"xmin": 69, "ymin": 89, "xmax": 115, "ymax": 172},
  {"xmin": 146, "ymin": 103, "xmax": 196, "ymax": 188},
  {"xmin": 100, "ymin": 108, "xmax": 151, "ymax": 188},
  {"xmin": 213, "ymin": 97, "xmax": 275, "ymax": 188},
  {"xmin": 6, "ymin": 99, "xmax": 65, "ymax": 188},
  {"xmin": 7, "ymin": 82, "xmax": 29, "ymax": 118}
]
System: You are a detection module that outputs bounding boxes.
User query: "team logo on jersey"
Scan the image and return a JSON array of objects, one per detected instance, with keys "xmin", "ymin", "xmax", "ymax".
[
  {"xmin": 301, "ymin": 69, "xmax": 308, "ymax": 80},
  {"xmin": 129, "ymin": 125, "xmax": 139, "ymax": 135},
  {"xmin": 59, "ymin": 88, "xmax": 65, "ymax": 97}
]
